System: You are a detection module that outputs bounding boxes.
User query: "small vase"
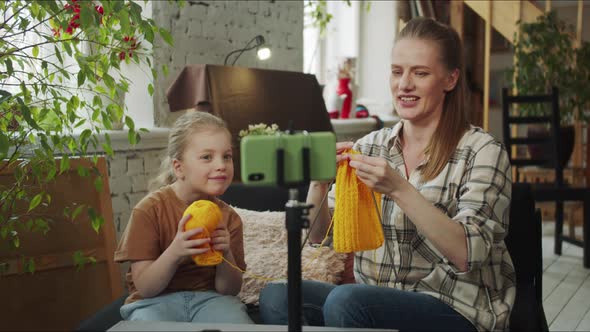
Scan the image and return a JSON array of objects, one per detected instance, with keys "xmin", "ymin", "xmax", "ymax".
[{"xmin": 337, "ymin": 78, "xmax": 353, "ymax": 119}]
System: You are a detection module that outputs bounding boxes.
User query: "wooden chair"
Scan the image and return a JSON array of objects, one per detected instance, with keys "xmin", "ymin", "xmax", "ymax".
[{"xmin": 502, "ymin": 87, "xmax": 590, "ymax": 268}]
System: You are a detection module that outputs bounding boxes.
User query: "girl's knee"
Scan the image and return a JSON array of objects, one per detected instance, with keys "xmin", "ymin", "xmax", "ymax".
[
  {"xmin": 121, "ymin": 302, "xmax": 179, "ymax": 321},
  {"xmin": 214, "ymin": 296, "xmax": 252, "ymax": 324},
  {"xmin": 210, "ymin": 294, "xmax": 246, "ymax": 307},
  {"xmin": 192, "ymin": 294, "xmax": 252, "ymax": 324}
]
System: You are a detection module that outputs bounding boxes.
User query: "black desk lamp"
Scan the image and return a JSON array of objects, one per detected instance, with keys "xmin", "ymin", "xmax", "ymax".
[{"xmin": 223, "ymin": 35, "xmax": 271, "ymax": 66}]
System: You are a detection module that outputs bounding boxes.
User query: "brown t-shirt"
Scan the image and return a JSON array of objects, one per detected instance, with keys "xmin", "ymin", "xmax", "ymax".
[{"xmin": 114, "ymin": 185, "xmax": 246, "ymax": 304}]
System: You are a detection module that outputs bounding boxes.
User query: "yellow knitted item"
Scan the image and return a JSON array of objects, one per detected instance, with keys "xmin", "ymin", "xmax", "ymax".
[
  {"xmin": 333, "ymin": 149, "xmax": 384, "ymax": 253},
  {"xmin": 183, "ymin": 200, "xmax": 223, "ymax": 266}
]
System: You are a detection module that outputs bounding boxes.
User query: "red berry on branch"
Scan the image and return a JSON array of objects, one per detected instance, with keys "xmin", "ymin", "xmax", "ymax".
[
  {"xmin": 70, "ymin": 14, "xmax": 80, "ymax": 27},
  {"xmin": 123, "ymin": 36, "xmax": 138, "ymax": 49}
]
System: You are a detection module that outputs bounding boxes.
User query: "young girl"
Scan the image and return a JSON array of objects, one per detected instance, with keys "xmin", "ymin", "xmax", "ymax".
[{"xmin": 115, "ymin": 111, "xmax": 253, "ymax": 324}]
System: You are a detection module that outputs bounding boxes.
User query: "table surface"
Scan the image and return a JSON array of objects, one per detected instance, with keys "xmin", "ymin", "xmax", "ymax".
[{"xmin": 108, "ymin": 320, "xmax": 396, "ymax": 331}]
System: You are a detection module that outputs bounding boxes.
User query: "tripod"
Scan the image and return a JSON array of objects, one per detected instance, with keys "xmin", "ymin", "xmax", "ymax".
[
  {"xmin": 274, "ymin": 133, "xmax": 313, "ymax": 332},
  {"xmin": 284, "ymin": 187, "xmax": 311, "ymax": 332}
]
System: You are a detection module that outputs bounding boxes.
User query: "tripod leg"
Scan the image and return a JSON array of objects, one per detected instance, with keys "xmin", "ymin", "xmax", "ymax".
[
  {"xmin": 287, "ymin": 223, "xmax": 302, "ymax": 332},
  {"xmin": 285, "ymin": 189, "xmax": 310, "ymax": 332}
]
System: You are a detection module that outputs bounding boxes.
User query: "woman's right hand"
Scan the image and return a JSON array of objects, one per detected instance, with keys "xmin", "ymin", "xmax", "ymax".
[
  {"xmin": 167, "ymin": 214, "xmax": 211, "ymax": 265},
  {"xmin": 336, "ymin": 141, "xmax": 354, "ymax": 164}
]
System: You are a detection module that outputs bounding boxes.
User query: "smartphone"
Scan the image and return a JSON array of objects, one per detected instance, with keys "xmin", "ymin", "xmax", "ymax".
[{"xmin": 240, "ymin": 131, "xmax": 336, "ymax": 185}]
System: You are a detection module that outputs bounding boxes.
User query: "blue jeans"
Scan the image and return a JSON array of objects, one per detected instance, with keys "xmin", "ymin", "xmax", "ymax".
[
  {"xmin": 259, "ymin": 281, "xmax": 476, "ymax": 331},
  {"xmin": 120, "ymin": 290, "xmax": 253, "ymax": 324}
]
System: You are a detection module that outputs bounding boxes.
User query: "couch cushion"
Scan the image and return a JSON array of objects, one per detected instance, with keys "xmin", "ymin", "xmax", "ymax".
[{"xmin": 234, "ymin": 207, "xmax": 347, "ymax": 304}]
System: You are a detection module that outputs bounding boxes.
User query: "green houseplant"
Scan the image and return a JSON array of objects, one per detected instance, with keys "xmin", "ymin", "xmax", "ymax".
[
  {"xmin": 507, "ymin": 11, "xmax": 590, "ymax": 167},
  {"xmin": 0, "ymin": 0, "xmax": 177, "ymax": 273}
]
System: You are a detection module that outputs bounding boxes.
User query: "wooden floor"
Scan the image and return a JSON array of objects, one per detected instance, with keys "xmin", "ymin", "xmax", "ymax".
[{"xmin": 541, "ymin": 223, "xmax": 590, "ymax": 331}]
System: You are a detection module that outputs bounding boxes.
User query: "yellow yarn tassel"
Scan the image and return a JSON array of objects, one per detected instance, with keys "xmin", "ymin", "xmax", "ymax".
[
  {"xmin": 183, "ymin": 200, "xmax": 223, "ymax": 266},
  {"xmin": 333, "ymin": 149, "xmax": 384, "ymax": 253}
]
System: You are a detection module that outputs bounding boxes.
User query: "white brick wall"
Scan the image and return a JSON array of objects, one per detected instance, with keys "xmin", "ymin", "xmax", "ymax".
[
  {"xmin": 107, "ymin": 147, "xmax": 167, "ymax": 239},
  {"xmin": 131, "ymin": 175, "xmax": 149, "ymax": 193},
  {"xmin": 109, "ymin": 175, "xmax": 132, "ymax": 196},
  {"xmin": 108, "ymin": 157, "xmax": 127, "ymax": 178},
  {"xmin": 153, "ymin": 0, "xmax": 304, "ymax": 127},
  {"xmin": 144, "ymin": 151, "xmax": 164, "ymax": 174},
  {"xmin": 126, "ymin": 157, "xmax": 144, "ymax": 177}
]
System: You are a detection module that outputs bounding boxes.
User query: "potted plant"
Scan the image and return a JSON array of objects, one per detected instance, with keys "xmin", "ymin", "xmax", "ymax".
[
  {"xmin": 0, "ymin": 0, "xmax": 176, "ymax": 273},
  {"xmin": 507, "ymin": 11, "xmax": 590, "ymax": 167}
]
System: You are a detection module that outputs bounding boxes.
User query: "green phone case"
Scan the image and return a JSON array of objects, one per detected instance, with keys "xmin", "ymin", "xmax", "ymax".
[{"xmin": 240, "ymin": 132, "xmax": 336, "ymax": 185}]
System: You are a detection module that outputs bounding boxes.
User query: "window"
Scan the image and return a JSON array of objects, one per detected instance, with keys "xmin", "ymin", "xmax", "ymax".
[
  {"xmin": 2, "ymin": 2, "xmax": 155, "ymax": 130},
  {"xmin": 2, "ymin": 9, "xmax": 79, "ymax": 96},
  {"xmin": 303, "ymin": 1, "xmax": 359, "ymax": 85},
  {"xmin": 303, "ymin": 1, "xmax": 398, "ymax": 118}
]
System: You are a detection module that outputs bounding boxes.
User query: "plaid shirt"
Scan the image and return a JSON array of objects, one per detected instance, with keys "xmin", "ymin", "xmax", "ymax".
[{"xmin": 329, "ymin": 121, "xmax": 516, "ymax": 331}]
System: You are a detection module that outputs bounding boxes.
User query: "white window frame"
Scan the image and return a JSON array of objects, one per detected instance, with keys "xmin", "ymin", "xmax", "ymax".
[{"xmin": 303, "ymin": 1, "xmax": 399, "ymax": 118}]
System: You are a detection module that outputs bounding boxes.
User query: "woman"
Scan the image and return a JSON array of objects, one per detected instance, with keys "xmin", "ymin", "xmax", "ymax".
[{"xmin": 259, "ymin": 17, "xmax": 515, "ymax": 331}]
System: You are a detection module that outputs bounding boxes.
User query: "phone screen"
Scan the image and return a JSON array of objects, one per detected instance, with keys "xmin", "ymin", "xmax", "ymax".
[{"xmin": 240, "ymin": 132, "xmax": 336, "ymax": 185}]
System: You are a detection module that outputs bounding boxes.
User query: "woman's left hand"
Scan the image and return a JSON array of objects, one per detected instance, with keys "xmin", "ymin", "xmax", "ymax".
[
  {"xmin": 210, "ymin": 226, "xmax": 231, "ymax": 254},
  {"xmin": 347, "ymin": 154, "xmax": 405, "ymax": 196}
]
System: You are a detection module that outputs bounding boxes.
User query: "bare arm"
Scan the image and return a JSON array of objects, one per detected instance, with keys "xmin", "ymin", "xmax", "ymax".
[
  {"xmin": 130, "ymin": 254, "xmax": 178, "ymax": 298},
  {"xmin": 306, "ymin": 181, "xmax": 333, "ymax": 244},
  {"xmin": 211, "ymin": 225, "xmax": 243, "ymax": 295},
  {"xmin": 131, "ymin": 215, "xmax": 211, "ymax": 298},
  {"xmin": 214, "ymin": 250, "xmax": 243, "ymax": 295}
]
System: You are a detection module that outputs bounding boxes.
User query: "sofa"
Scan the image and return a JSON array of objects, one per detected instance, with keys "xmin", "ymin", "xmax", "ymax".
[
  {"xmin": 78, "ymin": 183, "xmax": 339, "ymax": 330},
  {"xmin": 77, "ymin": 183, "xmax": 547, "ymax": 331}
]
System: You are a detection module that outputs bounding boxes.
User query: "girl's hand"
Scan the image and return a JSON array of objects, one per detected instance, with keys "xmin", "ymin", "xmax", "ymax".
[
  {"xmin": 210, "ymin": 226, "xmax": 231, "ymax": 254},
  {"xmin": 168, "ymin": 214, "xmax": 211, "ymax": 264},
  {"xmin": 348, "ymin": 154, "xmax": 404, "ymax": 196}
]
